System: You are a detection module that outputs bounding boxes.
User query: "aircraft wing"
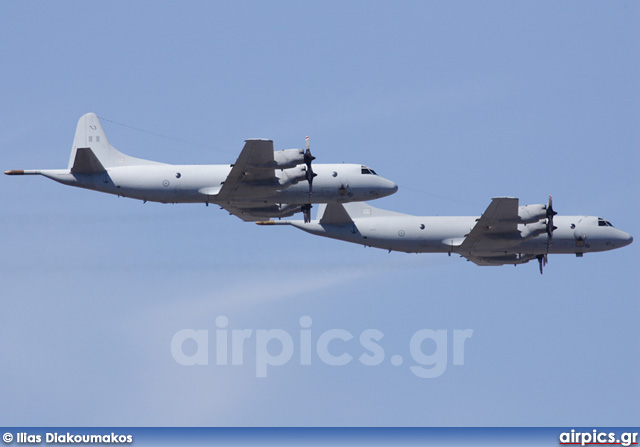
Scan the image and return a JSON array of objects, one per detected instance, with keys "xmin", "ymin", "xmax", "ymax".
[
  {"xmin": 462, "ymin": 253, "xmax": 504, "ymax": 266},
  {"xmin": 458, "ymin": 197, "xmax": 521, "ymax": 254},
  {"xmin": 216, "ymin": 139, "xmax": 280, "ymax": 200},
  {"xmin": 218, "ymin": 202, "xmax": 301, "ymax": 222},
  {"xmin": 218, "ymin": 204, "xmax": 267, "ymax": 222},
  {"xmin": 462, "ymin": 252, "xmax": 536, "ymax": 267}
]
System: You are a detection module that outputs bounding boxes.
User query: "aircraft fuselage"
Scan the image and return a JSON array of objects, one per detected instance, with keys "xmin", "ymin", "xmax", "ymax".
[
  {"xmin": 5, "ymin": 113, "xmax": 398, "ymax": 221},
  {"xmin": 25, "ymin": 163, "xmax": 397, "ymax": 206},
  {"xmin": 286, "ymin": 214, "xmax": 632, "ymax": 261}
]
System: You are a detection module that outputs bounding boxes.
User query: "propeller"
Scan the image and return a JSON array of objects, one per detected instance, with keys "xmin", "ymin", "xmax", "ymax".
[
  {"xmin": 545, "ymin": 195, "xmax": 558, "ymax": 251},
  {"xmin": 301, "ymin": 204, "xmax": 312, "ymax": 224},
  {"xmin": 304, "ymin": 136, "xmax": 317, "ymax": 195},
  {"xmin": 300, "ymin": 137, "xmax": 317, "ymax": 224},
  {"xmin": 537, "ymin": 254, "xmax": 548, "ymax": 275}
]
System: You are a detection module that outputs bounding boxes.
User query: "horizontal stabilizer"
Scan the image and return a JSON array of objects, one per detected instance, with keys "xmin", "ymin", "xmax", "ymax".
[{"xmin": 70, "ymin": 147, "xmax": 106, "ymax": 174}]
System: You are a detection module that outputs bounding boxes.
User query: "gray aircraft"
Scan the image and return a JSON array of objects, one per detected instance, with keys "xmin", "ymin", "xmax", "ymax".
[
  {"xmin": 258, "ymin": 197, "xmax": 633, "ymax": 273},
  {"xmin": 5, "ymin": 113, "xmax": 398, "ymax": 222}
]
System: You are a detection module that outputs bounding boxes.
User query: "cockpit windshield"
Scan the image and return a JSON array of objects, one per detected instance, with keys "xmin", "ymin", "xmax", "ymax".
[
  {"xmin": 597, "ymin": 218, "xmax": 614, "ymax": 227},
  {"xmin": 361, "ymin": 166, "xmax": 378, "ymax": 175}
]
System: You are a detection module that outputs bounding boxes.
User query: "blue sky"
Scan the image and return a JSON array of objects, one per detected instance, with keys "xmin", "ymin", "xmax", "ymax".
[{"xmin": 1, "ymin": 1, "xmax": 638, "ymax": 426}]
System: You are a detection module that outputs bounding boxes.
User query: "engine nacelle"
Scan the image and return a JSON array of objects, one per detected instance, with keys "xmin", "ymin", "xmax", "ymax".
[
  {"xmin": 272, "ymin": 149, "xmax": 305, "ymax": 169},
  {"xmin": 518, "ymin": 204, "xmax": 547, "ymax": 223},
  {"xmin": 520, "ymin": 220, "xmax": 547, "ymax": 239},
  {"xmin": 278, "ymin": 165, "xmax": 307, "ymax": 188}
]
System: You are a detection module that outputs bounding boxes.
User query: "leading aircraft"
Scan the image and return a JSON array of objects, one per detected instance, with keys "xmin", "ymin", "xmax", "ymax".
[
  {"xmin": 258, "ymin": 197, "xmax": 633, "ymax": 273},
  {"xmin": 5, "ymin": 113, "xmax": 398, "ymax": 222}
]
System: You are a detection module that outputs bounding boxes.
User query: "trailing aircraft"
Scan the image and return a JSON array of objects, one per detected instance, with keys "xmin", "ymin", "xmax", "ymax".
[
  {"xmin": 5, "ymin": 113, "xmax": 398, "ymax": 222},
  {"xmin": 257, "ymin": 197, "xmax": 633, "ymax": 273}
]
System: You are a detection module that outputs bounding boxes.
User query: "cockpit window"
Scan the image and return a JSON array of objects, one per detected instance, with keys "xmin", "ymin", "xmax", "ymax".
[
  {"xmin": 361, "ymin": 166, "xmax": 378, "ymax": 175},
  {"xmin": 597, "ymin": 218, "xmax": 614, "ymax": 227}
]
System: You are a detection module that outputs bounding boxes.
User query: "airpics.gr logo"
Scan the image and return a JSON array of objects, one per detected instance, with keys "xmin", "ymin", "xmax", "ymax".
[
  {"xmin": 559, "ymin": 430, "xmax": 638, "ymax": 446},
  {"xmin": 171, "ymin": 316, "xmax": 473, "ymax": 378}
]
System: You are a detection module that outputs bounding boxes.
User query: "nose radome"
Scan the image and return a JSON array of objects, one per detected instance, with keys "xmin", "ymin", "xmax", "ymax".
[
  {"xmin": 618, "ymin": 231, "xmax": 633, "ymax": 247},
  {"xmin": 372, "ymin": 179, "xmax": 397, "ymax": 198}
]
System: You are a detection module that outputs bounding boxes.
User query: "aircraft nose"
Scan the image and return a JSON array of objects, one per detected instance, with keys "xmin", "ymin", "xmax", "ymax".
[
  {"xmin": 373, "ymin": 179, "xmax": 397, "ymax": 198},
  {"xmin": 612, "ymin": 230, "xmax": 633, "ymax": 248}
]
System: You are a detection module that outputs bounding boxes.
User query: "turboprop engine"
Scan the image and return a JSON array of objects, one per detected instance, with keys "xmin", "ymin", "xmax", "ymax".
[
  {"xmin": 278, "ymin": 165, "xmax": 308, "ymax": 188},
  {"xmin": 518, "ymin": 204, "xmax": 547, "ymax": 223},
  {"xmin": 520, "ymin": 220, "xmax": 548, "ymax": 239},
  {"xmin": 272, "ymin": 149, "xmax": 306, "ymax": 169}
]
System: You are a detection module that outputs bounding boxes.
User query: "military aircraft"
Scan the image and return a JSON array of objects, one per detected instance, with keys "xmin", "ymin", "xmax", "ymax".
[
  {"xmin": 257, "ymin": 197, "xmax": 633, "ymax": 273},
  {"xmin": 5, "ymin": 113, "xmax": 398, "ymax": 222}
]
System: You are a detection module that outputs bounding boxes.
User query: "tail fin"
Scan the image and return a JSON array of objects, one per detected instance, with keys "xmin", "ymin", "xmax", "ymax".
[
  {"xmin": 68, "ymin": 113, "xmax": 161, "ymax": 170},
  {"xmin": 318, "ymin": 203, "xmax": 353, "ymax": 224}
]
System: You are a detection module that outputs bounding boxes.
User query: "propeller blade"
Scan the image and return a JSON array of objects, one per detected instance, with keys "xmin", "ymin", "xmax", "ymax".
[
  {"xmin": 304, "ymin": 136, "xmax": 316, "ymax": 167},
  {"xmin": 537, "ymin": 254, "xmax": 547, "ymax": 275},
  {"xmin": 301, "ymin": 204, "xmax": 312, "ymax": 224},
  {"xmin": 546, "ymin": 195, "xmax": 557, "ymax": 217}
]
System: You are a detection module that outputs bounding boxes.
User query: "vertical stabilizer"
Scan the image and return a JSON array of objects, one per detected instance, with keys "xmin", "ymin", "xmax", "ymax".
[
  {"xmin": 68, "ymin": 113, "xmax": 126, "ymax": 169},
  {"xmin": 341, "ymin": 202, "xmax": 410, "ymax": 218},
  {"xmin": 67, "ymin": 113, "xmax": 159, "ymax": 170},
  {"xmin": 319, "ymin": 203, "xmax": 353, "ymax": 224}
]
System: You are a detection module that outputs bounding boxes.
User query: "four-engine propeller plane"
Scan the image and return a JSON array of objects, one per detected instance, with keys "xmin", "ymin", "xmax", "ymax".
[
  {"xmin": 258, "ymin": 197, "xmax": 633, "ymax": 273},
  {"xmin": 5, "ymin": 113, "xmax": 398, "ymax": 222},
  {"xmin": 5, "ymin": 113, "xmax": 631, "ymax": 273}
]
